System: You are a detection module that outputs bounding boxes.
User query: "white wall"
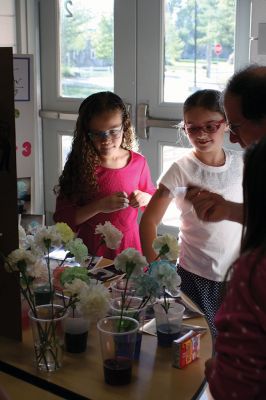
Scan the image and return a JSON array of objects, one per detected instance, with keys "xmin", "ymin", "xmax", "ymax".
[{"xmin": 250, "ymin": 0, "xmax": 266, "ymax": 64}]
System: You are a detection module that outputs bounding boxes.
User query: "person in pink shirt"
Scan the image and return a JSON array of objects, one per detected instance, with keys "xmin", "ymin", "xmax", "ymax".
[
  {"xmin": 54, "ymin": 91, "xmax": 155, "ymax": 258},
  {"xmin": 205, "ymin": 138, "xmax": 266, "ymax": 399}
]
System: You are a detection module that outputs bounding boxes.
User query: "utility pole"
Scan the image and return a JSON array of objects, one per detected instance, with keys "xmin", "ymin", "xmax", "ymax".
[{"xmin": 193, "ymin": 0, "xmax": 197, "ymax": 90}]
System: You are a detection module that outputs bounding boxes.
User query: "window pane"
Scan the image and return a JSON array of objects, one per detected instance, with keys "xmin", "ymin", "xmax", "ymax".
[
  {"xmin": 0, "ymin": 0, "xmax": 16, "ymax": 51},
  {"xmin": 59, "ymin": 0, "xmax": 114, "ymax": 98},
  {"xmin": 60, "ymin": 135, "xmax": 73, "ymax": 170},
  {"xmin": 164, "ymin": 0, "xmax": 236, "ymax": 102},
  {"xmin": 161, "ymin": 145, "xmax": 190, "ymax": 227}
]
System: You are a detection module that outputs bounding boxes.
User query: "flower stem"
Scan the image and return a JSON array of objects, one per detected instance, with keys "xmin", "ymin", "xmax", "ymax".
[
  {"xmin": 46, "ymin": 245, "xmax": 54, "ymax": 315},
  {"xmin": 118, "ymin": 276, "xmax": 130, "ymax": 332},
  {"xmin": 87, "ymin": 239, "xmax": 105, "ymax": 269},
  {"xmin": 59, "ymin": 252, "xmax": 69, "ymax": 266}
]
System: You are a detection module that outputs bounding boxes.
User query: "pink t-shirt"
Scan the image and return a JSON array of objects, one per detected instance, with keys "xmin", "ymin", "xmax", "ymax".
[
  {"xmin": 206, "ymin": 250, "xmax": 266, "ymax": 399},
  {"xmin": 54, "ymin": 151, "xmax": 155, "ymax": 258}
]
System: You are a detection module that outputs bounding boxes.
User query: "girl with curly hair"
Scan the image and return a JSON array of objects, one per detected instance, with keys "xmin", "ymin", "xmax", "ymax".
[{"xmin": 54, "ymin": 91, "xmax": 155, "ymax": 258}]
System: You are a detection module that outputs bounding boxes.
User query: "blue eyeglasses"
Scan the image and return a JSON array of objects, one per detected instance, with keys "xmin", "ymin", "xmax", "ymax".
[{"xmin": 88, "ymin": 126, "xmax": 123, "ymax": 141}]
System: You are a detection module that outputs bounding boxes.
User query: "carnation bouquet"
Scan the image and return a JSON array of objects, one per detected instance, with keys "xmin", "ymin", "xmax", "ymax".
[
  {"xmin": 149, "ymin": 234, "xmax": 184, "ymax": 345},
  {"xmin": 1, "ymin": 222, "xmax": 112, "ymax": 371},
  {"xmin": 113, "ymin": 233, "xmax": 181, "ymax": 333},
  {"xmin": 150, "ymin": 234, "xmax": 181, "ymax": 313}
]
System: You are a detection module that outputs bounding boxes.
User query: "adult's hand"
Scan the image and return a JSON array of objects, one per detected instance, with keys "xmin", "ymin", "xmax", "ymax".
[{"xmin": 185, "ymin": 187, "xmax": 231, "ymax": 222}]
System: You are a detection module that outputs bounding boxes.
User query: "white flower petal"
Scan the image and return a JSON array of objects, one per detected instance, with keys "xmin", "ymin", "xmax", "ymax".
[
  {"xmin": 95, "ymin": 221, "xmax": 123, "ymax": 250},
  {"xmin": 78, "ymin": 283, "xmax": 110, "ymax": 321},
  {"xmin": 152, "ymin": 234, "xmax": 179, "ymax": 260},
  {"xmin": 114, "ymin": 248, "xmax": 147, "ymax": 276}
]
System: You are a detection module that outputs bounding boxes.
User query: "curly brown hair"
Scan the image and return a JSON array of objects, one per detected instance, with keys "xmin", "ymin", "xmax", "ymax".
[{"xmin": 56, "ymin": 91, "xmax": 138, "ymax": 203}]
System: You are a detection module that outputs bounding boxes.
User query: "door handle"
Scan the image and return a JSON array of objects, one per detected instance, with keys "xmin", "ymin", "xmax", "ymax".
[{"xmin": 137, "ymin": 103, "xmax": 180, "ymax": 139}]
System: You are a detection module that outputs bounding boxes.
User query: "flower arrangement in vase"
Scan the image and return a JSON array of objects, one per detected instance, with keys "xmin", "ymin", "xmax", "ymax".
[
  {"xmin": 111, "ymin": 233, "xmax": 182, "ymax": 351},
  {"xmin": 1, "ymin": 222, "xmax": 112, "ymax": 370},
  {"xmin": 54, "ymin": 265, "xmax": 110, "ymax": 353},
  {"xmin": 149, "ymin": 234, "xmax": 184, "ymax": 346}
]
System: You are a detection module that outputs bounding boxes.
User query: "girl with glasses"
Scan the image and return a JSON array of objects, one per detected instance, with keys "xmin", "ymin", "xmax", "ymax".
[
  {"xmin": 186, "ymin": 65, "xmax": 266, "ymax": 225},
  {"xmin": 140, "ymin": 89, "xmax": 243, "ymax": 334},
  {"xmin": 54, "ymin": 91, "xmax": 155, "ymax": 258}
]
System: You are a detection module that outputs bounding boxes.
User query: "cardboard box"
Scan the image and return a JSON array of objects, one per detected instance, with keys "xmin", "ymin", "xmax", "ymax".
[{"xmin": 172, "ymin": 331, "xmax": 200, "ymax": 368}]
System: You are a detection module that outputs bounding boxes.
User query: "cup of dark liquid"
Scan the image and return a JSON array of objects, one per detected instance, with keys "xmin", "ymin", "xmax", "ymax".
[
  {"xmin": 97, "ymin": 316, "xmax": 139, "ymax": 385},
  {"xmin": 64, "ymin": 311, "xmax": 89, "ymax": 353},
  {"xmin": 33, "ymin": 284, "xmax": 53, "ymax": 306}
]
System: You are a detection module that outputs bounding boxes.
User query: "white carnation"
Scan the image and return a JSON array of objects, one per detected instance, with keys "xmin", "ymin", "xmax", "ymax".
[
  {"xmin": 24, "ymin": 235, "xmax": 41, "ymax": 255},
  {"xmin": 152, "ymin": 234, "xmax": 179, "ymax": 260},
  {"xmin": 78, "ymin": 283, "xmax": 110, "ymax": 321},
  {"xmin": 114, "ymin": 248, "xmax": 147, "ymax": 276},
  {"xmin": 34, "ymin": 226, "xmax": 62, "ymax": 253},
  {"xmin": 18, "ymin": 225, "xmax": 27, "ymax": 249},
  {"xmin": 5, "ymin": 249, "xmax": 37, "ymax": 272},
  {"xmin": 26, "ymin": 258, "xmax": 47, "ymax": 278},
  {"xmin": 64, "ymin": 278, "xmax": 88, "ymax": 296},
  {"xmin": 95, "ymin": 221, "xmax": 123, "ymax": 249}
]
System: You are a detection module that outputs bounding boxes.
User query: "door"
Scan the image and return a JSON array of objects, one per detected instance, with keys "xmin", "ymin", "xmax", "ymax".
[
  {"xmin": 40, "ymin": 0, "xmax": 137, "ymax": 223},
  {"xmin": 136, "ymin": 0, "xmax": 250, "ymax": 234},
  {"xmin": 39, "ymin": 0, "xmax": 251, "ymax": 233}
]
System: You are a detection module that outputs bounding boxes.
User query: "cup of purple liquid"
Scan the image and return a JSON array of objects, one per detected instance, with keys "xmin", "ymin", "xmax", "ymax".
[
  {"xmin": 109, "ymin": 296, "xmax": 147, "ymax": 360},
  {"xmin": 154, "ymin": 302, "xmax": 185, "ymax": 347},
  {"xmin": 97, "ymin": 316, "xmax": 139, "ymax": 385}
]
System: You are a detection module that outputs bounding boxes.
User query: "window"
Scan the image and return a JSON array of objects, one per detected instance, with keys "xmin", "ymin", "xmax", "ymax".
[
  {"xmin": 0, "ymin": 0, "xmax": 16, "ymax": 51},
  {"xmin": 59, "ymin": 0, "xmax": 114, "ymax": 98},
  {"xmin": 60, "ymin": 135, "xmax": 73, "ymax": 170},
  {"xmin": 164, "ymin": 0, "xmax": 236, "ymax": 102}
]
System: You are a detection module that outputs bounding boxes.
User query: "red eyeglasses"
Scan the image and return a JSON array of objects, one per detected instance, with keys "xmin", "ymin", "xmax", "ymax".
[{"xmin": 183, "ymin": 119, "xmax": 225, "ymax": 135}]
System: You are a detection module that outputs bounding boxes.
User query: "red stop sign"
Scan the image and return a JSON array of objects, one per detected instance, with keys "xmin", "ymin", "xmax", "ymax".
[{"xmin": 214, "ymin": 43, "xmax": 222, "ymax": 55}]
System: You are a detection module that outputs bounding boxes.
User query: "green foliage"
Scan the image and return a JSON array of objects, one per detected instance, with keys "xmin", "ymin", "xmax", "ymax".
[
  {"xmin": 60, "ymin": 4, "xmax": 92, "ymax": 66},
  {"xmin": 60, "ymin": 266, "xmax": 90, "ymax": 286},
  {"xmin": 91, "ymin": 16, "xmax": 114, "ymax": 64},
  {"xmin": 61, "ymin": 65, "xmax": 75, "ymax": 78},
  {"xmin": 165, "ymin": 15, "xmax": 184, "ymax": 64},
  {"xmin": 165, "ymin": 0, "xmax": 236, "ymax": 60}
]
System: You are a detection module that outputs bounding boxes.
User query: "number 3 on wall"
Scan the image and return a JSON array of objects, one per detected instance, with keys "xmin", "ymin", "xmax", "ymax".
[{"xmin": 21, "ymin": 141, "xmax": 32, "ymax": 157}]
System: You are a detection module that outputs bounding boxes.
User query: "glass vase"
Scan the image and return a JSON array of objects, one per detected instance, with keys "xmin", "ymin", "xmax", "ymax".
[
  {"xmin": 97, "ymin": 316, "xmax": 139, "ymax": 385},
  {"xmin": 28, "ymin": 304, "xmax": 68, "ymax": 372},
  {"xmin": 154, "ymin": 302, "xmax": 185, "ymax": 347}
]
